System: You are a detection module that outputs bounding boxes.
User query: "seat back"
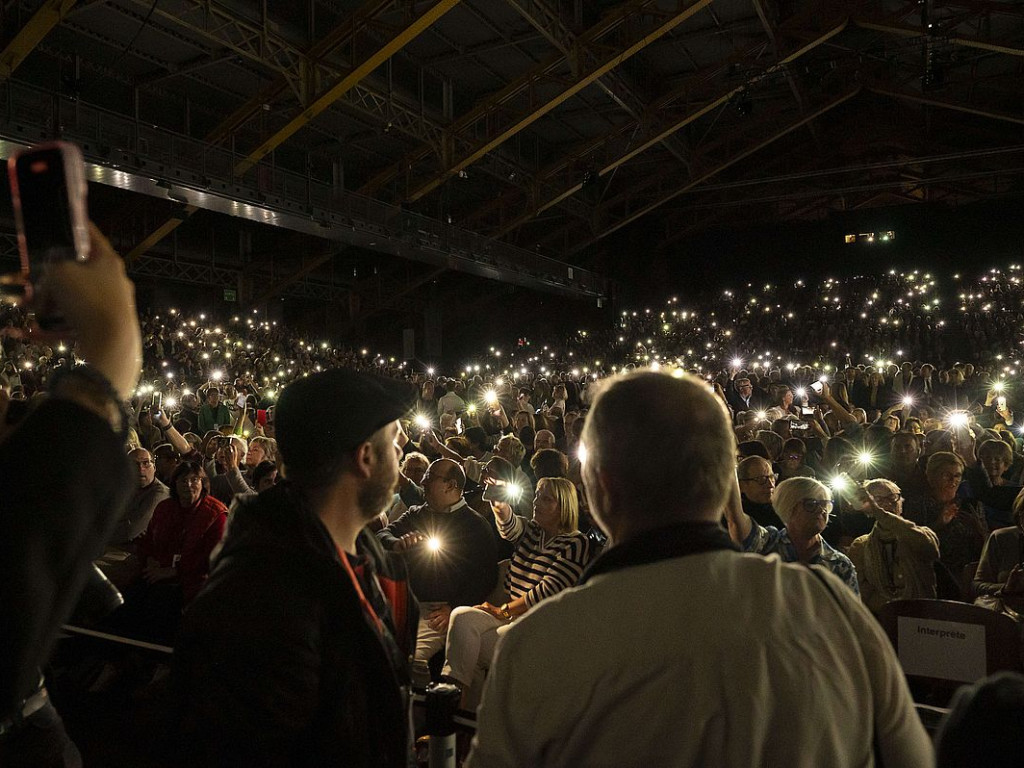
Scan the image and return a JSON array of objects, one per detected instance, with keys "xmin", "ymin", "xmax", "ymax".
[
  {"xmin": 962, "ymin": 561, "xmax": 980, "ymax": 602},
  {"xmin": 877, "ymin": 598, "xmax": 1023, "ymax": 705}
]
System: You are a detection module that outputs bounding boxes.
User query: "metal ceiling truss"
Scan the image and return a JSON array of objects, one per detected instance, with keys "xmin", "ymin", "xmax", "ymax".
[
  {"xmin": 399, "ymin": 0, "xmax": 715, "ymax": 203},
  {"xmin": 468, "ymin": 3, "xmax": 853, "ymax": 239},
  {"xmin": 338, "ymin": 265, "xmax": 446, "ymax": 332},
  {"xmin": 126, "ymin": 252, "xmax": 349, "ymax": 303},
  {"xmin": 0, "ymin": 0, "xmax": 77, "ymax": 80},
  {"xmin": 553, "ymin": 85, "xmax": 862, "ymax": 258},
  {"xmin": 361, "ymin": 0, "xmax": 705, "ymax": 199},
  {"xmin": 0, "ymin": 79, "xmax": 608, "ymax": 298},
  {"xmin": 104, "ymin": 0, "xmax": 591, "ymax": 247},
  {"xmin": 504, "ymin": 0, "xmax": 691, "ymax": 166}
]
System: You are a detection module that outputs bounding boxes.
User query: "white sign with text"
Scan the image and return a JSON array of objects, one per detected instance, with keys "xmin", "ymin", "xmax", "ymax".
[{"xmin": 897, "ymin": 616, "xmax": 986, "ymax": 683}]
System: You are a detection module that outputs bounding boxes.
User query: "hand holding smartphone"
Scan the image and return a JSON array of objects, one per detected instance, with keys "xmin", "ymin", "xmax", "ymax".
[{"xmin": 7, "ymin": 142, "xmax": 89, "ymax": 329}]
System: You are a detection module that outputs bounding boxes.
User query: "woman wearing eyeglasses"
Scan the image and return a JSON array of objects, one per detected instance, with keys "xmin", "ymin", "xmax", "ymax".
[
  {"xmin": 903, "ymin": 451, "xmax": 988, "ymax": 594},
  {"xmin": 724, "ymin": 475, "xmax": 860, "ymax": 595},
  {"xmin": 847, "ymin": 479, "xmax": 940, "ymax": 615}
]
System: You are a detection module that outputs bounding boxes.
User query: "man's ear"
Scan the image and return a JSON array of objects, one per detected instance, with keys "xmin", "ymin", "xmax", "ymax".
[{"xmin": 352, "ymin": 440, "xmax": 375, "ymax": 480}]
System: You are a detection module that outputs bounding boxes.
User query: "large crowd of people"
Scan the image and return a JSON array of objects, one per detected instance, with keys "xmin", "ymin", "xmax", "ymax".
[{"xmin": 6, "ymin": 241, "xmax": 1024, "ymax": 767}]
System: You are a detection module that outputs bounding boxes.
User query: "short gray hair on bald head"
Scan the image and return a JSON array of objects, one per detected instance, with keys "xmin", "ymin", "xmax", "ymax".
[{"xmin": 581, "ymin": 371, "xmax": 734, "ymax": 522}]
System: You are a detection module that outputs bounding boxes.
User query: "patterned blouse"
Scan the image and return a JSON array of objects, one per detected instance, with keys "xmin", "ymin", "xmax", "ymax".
[{"xmin": 743, "ymin": 522, "xmax": 860, "ymax": 596}]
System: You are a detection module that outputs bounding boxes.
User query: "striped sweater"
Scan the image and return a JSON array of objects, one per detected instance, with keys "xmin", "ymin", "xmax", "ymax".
[{"xmin": 497, "ymin": 515, "xmax": 590, "ymax": 608}]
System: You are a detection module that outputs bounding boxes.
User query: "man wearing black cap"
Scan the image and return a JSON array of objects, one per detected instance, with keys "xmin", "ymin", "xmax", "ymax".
[{"xmin": 174, "ymin": 369, "xmax": 419, "ymax": 767}]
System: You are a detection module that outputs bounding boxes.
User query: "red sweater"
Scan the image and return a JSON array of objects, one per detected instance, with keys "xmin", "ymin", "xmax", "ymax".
[{"xmin": 137, "ymin": 494, "xmax": 228, "ymax": 605}]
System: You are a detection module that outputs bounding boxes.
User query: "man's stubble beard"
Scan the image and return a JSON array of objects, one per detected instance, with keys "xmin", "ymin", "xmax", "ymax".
[{"xmin": 357, "ymin": 451, "xmax": 399, "ymax": 522}]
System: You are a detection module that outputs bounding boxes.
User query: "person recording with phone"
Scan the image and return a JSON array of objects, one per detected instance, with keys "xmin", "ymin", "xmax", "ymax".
[
  {"xmin": 724, "ymin": 474, "xmax": 860, "ymax": 595},
  {"xmin": 377, "ymin": 458, "xmax": 497, "ymax": 686},
  {"xmin": 1, "ymin": 221, "xmax": 142, "ymax": 767},
  {"xmin": 440, "ymin": 475, "xmax": 590, "ymax": 709},
  {"xmin": 846, "ymin": 478, "xmax": 940, "ymax": 616}
]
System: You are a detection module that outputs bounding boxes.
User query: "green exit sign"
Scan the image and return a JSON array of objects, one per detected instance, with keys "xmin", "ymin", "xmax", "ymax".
[{"xmin": 223, "ymin": 288, "xmax": 237, "ymax": 302}]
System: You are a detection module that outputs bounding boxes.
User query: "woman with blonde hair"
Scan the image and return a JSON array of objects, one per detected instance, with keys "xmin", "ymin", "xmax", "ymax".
[{"xmin": 441, "ymin": 477, "xmax": 591, "ymax": 707}]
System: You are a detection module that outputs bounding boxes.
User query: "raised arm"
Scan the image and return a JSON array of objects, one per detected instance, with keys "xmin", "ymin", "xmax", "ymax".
[
  {"xmin": 722, "ymin": 473, "xmax": 753, "ymax": 544},
  {"xmin": 152, "ymin": 408, "xmax": 193, "ymax": 455},
  {"xmin": 819, "ymin": 382, "xmax": 857, "ymax": 426}
]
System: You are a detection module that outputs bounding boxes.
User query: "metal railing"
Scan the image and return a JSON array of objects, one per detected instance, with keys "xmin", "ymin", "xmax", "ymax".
[{"xmin": 0, "ymin": 79, "xmax": 609, "ymax": 299}]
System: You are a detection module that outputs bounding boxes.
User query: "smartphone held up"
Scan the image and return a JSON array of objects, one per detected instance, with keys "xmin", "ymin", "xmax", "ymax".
[{"xmin": 5, "ymin": 141, "xmax": 89, "ymax": 329}]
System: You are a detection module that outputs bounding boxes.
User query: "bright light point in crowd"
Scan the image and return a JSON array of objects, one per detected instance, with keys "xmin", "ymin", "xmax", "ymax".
[
  {"xmin": 414, "ymin": 414, "xmax": 431, "ymax": 430},
  {"xmin": 212, "ymin": 370, "xmax": 224, "ymax": 382},
  {"xmin": 485, "ymin": 390, "xmax": 498, "ymax": 405},
  {"xmin": 578, "ymin": 443, "xmax": 589, "ymax": 466},
  {"xmin": 427, "ymin": 367, "xmax": 435, "ymax": 376},
  {"xmin": 166, "ymin": 371, "xmax": 174, "ymax": 379},
  {"xmin": 467, "ymin": 404, "xmax": 476, "ymax": 414},
  {"xmin": 495, "ymin": 377, "xmax": 504, "ymax": 386},
  {"xmin": 165, "ymin": 397, "xmax": 177, "ymax": 408},
  {"xmin": 506, "ymin": 483, "xmax": 523, "ymax": 501},
  {"xmin": 795, "ymin": 388, "xmax": 807, "ymax": 398},
  {"xmin": 903, "ymin": 396, "xmax": 914, "ymax": 406},
  {"xmin": 993, "ymin": 381, "xmax": 1005, "ymax": 393},
  {"xmin": 731, "ymin": 357, "xmax": 743, "ymax": 368},
  {"xmin": 427, "ymin": 537, "xmax": 442, "ymax": 553},
  {"xmin": 858, "ymin": 452, "xmax": 873, "ymax": 466},
  {"xmin": 756, "ymin": 411, "xmax": 767, "ymax": 421},
  {"xmin": 830, "ymin": 476, "xmax": 849, "ymax": 491},
  {"xmin": 819, "ymin": 374, "xmax": 828, "ymax": 382},
  {"xmin": 651, "ymin": 361, "xmax": 661, "ymax": 371},
  {"xmin": 672, "ymin": 368, "xmax": 685, "ymax": 379},
  {"xmin": 948, "ymin": 412, "xmax": 969, "ymax": 428}
]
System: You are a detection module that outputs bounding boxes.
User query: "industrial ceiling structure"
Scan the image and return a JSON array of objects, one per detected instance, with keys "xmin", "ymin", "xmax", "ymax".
[{"xmin": 0, "ymin": 0, "xmax": 1023, "ymax": 333}]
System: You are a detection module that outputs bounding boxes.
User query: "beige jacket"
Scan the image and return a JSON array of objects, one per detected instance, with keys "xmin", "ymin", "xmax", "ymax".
[{"xmin": 849, "ymin": 510, "xmax": 940, "ymax": 615}]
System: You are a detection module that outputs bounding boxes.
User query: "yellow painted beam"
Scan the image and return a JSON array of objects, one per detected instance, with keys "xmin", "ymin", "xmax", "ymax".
[
  {"xmin": 234, "ymin": 0, "xmax": 460, "ymax": 176},
  {"xmin": 606, "ymin": 19, "xmax": 848, "ymax": 176},
  {"xmin": 493, "ymin": 19, "xmax": 849, "ymax": 238},
  {"xmin": 590, "ymin": 87, "xmax": 861, "ymax": 244},
  {"xmin": 405, "ymin": 0, "xmax": 714, "ymax": 202},
  {"xmin": 125, "ymin": 206, "xmax": 196, "ymax": 265},
  {"xmin": 855, "ymin": 19, "xmax": 1024, "ymax": 57},
  {"xmin": 870, "ymin": 87, "xmax": 1024, "ymax": 126},
  {"xmin": 0, "ymin": 0, "xmax": 78, "ymax": 81},
  {"xmin": 248, "ymin": 251, "xmax": 336, "ymax": 307},
  {"xmin": 122, "ymin": 0, "xmax": 399, "ymax": 261}
]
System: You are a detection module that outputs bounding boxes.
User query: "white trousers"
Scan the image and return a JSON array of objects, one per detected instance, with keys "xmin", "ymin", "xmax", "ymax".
[{"xmin": 441, "ymin": 605, "xmax": 512, "ymax": 687}]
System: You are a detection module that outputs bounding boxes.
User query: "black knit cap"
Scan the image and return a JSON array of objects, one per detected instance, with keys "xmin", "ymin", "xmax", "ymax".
[{"xmin": 275, "ymin": 369, "xmax": 417, "ymax": 471}]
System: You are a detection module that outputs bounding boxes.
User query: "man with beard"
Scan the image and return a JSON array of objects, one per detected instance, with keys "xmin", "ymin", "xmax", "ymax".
[{"xmin": 174, "ymin": 369, "xmax": 419, "ymax": 767}]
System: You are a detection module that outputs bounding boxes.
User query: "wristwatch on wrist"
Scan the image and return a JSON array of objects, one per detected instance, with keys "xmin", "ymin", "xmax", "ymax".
[{"xmin": 500, "ymin": 603, "xmax": 511, "ymax": 620}]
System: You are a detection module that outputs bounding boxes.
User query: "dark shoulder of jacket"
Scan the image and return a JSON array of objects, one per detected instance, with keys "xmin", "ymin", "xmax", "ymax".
[
  {"xmin": 213, "ymin": 482, "xmax": 335, "ymax": 569},
  {"xmin": 358, "ymin": 527, "xmax": 409, "ymax": 583}
]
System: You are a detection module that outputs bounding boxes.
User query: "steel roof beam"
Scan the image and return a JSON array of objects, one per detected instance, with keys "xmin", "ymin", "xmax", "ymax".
[
  {"xmin": 403, "ymin": 0, "xmax": 713, "ymax": 203},
  {"xmin": 869, "ymin": 86, "xmax": 1024, "ymax": 126},
  {"xmin": 120, "ymin": 0, "xmax": 408, "ymax": 260},
  {"xmin": 855, "ymin": 19, "xmax": 1024, "ymax": 58},
  {"xmin": 482, "ymin": 12, "xmax": 848, "ymax": 238},
  {"xmin": 561, "ymin": 86, "xmax": 861, "ymax": 257},
  {"xmin": 0, "ymin": 0, "xmax": 78, "ymax": 81},
  {"xmin": 232, "ymin": 0, "xmax": 461, "ymax": 176},
  {"xmin": 360, "ymin": 0, "xmax": 699, "ymax": 197},
  {"xmin": 504, "ymin": 0, "xmax": 691, "ymax": 167}
]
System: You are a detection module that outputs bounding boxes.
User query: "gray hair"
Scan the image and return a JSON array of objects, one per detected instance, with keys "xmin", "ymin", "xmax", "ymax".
[
  {"xmin": 581, "ymin": 371, "xmax": 734, "ymax": 522},
  {"xmin": 772, "ymin": 476, "xmax": 831, "ymax": 526}
]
